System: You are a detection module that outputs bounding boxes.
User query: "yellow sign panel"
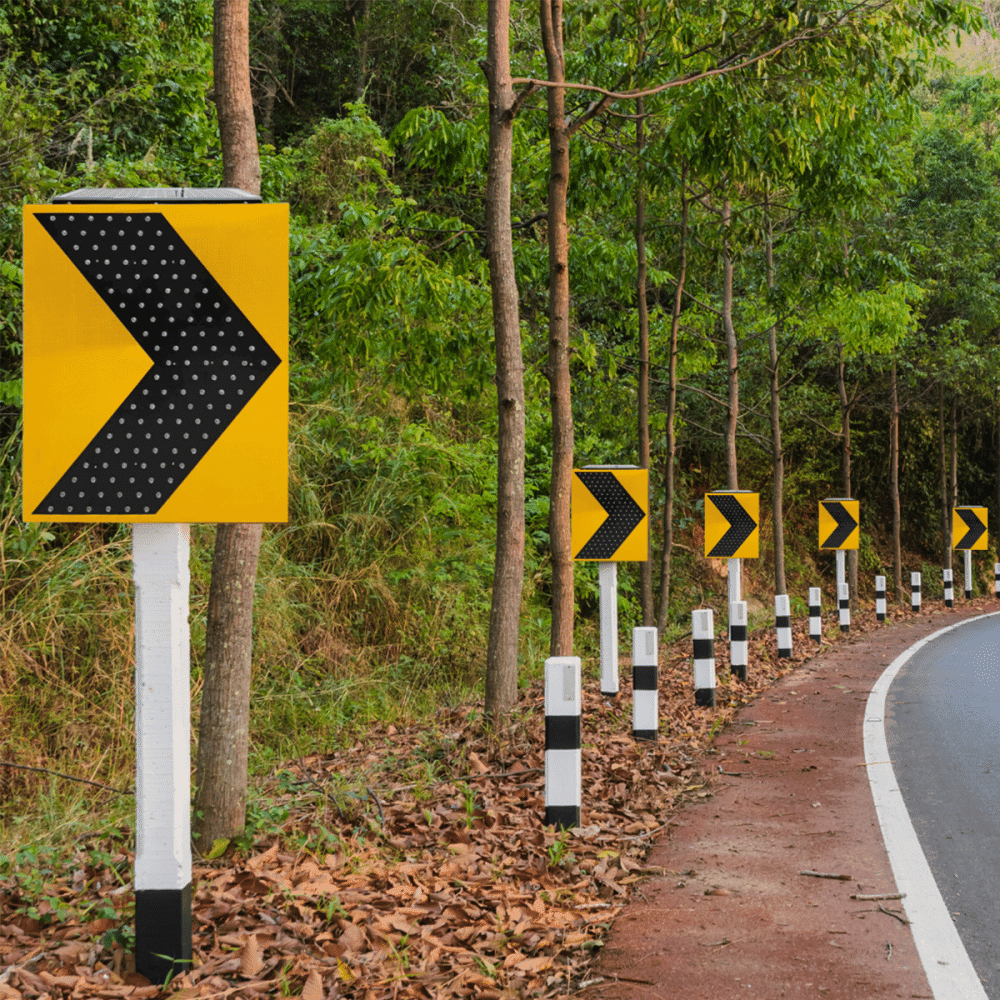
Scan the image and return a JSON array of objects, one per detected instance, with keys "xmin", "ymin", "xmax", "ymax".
[
  {"xmin": 953, "ymin": 506, "xmax": 987, "ymax": 550},
  {"xmin": 571, "ymin": 468, "xmax": 648, "ymax": 561},
  {"xmin": 818, "ymin": 498, "xmax": 859, "ymax": 550},
  {"xmin": 704, "ymin": 492, "xmax": 759, "ymax": 559},
  {"xmin": 23, "ymin": 202, "xmax": 288, "ymax": 522}
]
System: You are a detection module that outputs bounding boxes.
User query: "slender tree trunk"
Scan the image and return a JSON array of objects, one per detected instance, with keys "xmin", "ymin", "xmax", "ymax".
[
  {"xmin": 940, "ymin": 384, "xmax": 951, "ymax": 569},
  {"xmin": 951, "ymin": 398, "xmax": 958, "ymax": 510},
  {"xmin": 722, "ymin": 195, "xmax": 738, "ymax": 490},
  {"xmin": 354, "ymin": 0, "xmax": 370, "ymax": 101},
  {"xmin": 656, "ymin": 166, "xmax": 687, "ymax": 632},
  {"xmin": 765, "ymin": 197, "xmax": 785, "ymax": 595},
  {"xmin": 835, "ymin": 345, "xmax": 857, "ymax": 605},
  {"xmin": 890, "ymin": 360, "xmax": 903, "ymax": 603},
  {"xmin": 483, "ymin": 0, "xmax": 524, "ymax": 718},
  {"xmin": 635, "ymin": 95, "xmax": 653, "ymax": 625},
  {"xmin": 540, "ymin": 0, "xmax": 574, "ymax": 656},
  {"xmin": 195, "ymin": 0, "xmax": 263, "ymax": 851}
]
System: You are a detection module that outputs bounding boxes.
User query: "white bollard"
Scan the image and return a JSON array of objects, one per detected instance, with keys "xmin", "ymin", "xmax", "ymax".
[
  {"xmin": 838, "ymin": 582, "xmax": 850, "ymax": 632},
  {"xmin": 730, "ymin": 600, "xmax": 748, "ymax": 682},
  {"xmin": 943, "ymin": 568, "xmax": 954, "ymax": 608},
  {"xmin": 875, "ymin": 575, "xmax": 886, "ymax": 622},
  {"xmin": 692, "ymin": 609, "xmax": 716, "ymax": 708},
  {"xmin": 632, "ymin": 627, "xmax": 658, "ymax": 741},
  {"xmin": 775, "ymin": 594, "xmax": 792, "ymax": 658},
  {"xmin": 599, "ymin": 562, "xmax": 618, "ymax": 696},
  {"xmin": 911, "ymin": 571, "xmax": 921, "ymax": 612},
  {"xmin": 544, "ymin": 656, "xmax": 581, "ymax": 829},
  {"xmin": 808, "ymin": 587, "xmax": 822, "ymax": 643},
  {"xmin": 133, "ymin": 523, "xmax": 192, "ymax": 986},
  {"xmin": 994, "ymin": 562, "xmax": 1000, "ymax": 597}
]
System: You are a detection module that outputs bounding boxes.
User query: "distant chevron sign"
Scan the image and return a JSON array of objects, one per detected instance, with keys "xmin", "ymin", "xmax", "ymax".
[
  {"xmin": 23, "ymin": 201, "xmax": 288, "ymax": 522},
  {"xmin": 571, "ymin": 467, "xmax": 648, "ymax": 561},
  {"xmin": 953, "ymin": 506, "xmax": 987, "ymax": 550},
  {"xmin": 704, "ymin": 491, "xmax": 759, "ymax": 558},
  {"xmin": 819, "ymin": 498, "xmax": 859, "ymax": 550}
]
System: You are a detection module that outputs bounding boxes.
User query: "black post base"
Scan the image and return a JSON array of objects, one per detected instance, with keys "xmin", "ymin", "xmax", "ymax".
[
  {"xmin": 135, "ymin": 884, "xmax": 192, "ymax": 985},
  {"xmin": 545, "ymin": 805, "xmax": 579, "ymax": 830},
  {"xmin": 731, "ymin": 665, "xmax": 747, "ymax": 682},
  {"xmin": 695, "ymin": 688, "xmax": 715, "ymax": 708}
]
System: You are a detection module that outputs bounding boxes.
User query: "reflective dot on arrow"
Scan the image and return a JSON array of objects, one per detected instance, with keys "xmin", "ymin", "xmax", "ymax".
[
  {"xmin": 575, "ymin": 471, "xmax": 646, "ymax": 559},
  {"xmin": 33, "ymin": 212, "xmax": 280, "ymax": 516}
]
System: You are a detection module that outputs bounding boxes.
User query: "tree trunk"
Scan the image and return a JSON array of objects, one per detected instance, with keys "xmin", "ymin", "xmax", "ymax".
[
  {"xmin": 540, "ymin": 0, "xmax": 574, "ymax": 656},
  {"xmin": 195, "ymin": 0, "xmax": 263, "ymax": 852},
  {"xmin": 940, "ymin": 384, "xmax": 951, "ymax": 569},
  {"xmin": 890, "ymin": 360, "xmax": 903, "ymax": 603},
  {"xmin": 765, "ymin": 197, "xmax": 785, "ymax": 595},
  {"xmin": 951, "ymin": 397, "xmax": 958, "ymax": 509},
  {"xmin": 194, "ymin": 523, "xmax": 262, "ymax": 845},
  {"xmin": 835, "ymin": 345, "xmax": 857, "ymax": 605},
  {"xmin": 354, "ymin": 0, "xmax": 370, "ymax": 101},
  {"xmin": 213, "ymin": 0, "xmax": 260, "ymax": 195},
  {"xmin": 722, "ymin": 195, "xmax": 738, "ymax": 490},
  {"xmin": 483, "ymin": 0, "xmax": 524, "ymax": 719},
  {"xmin": 656, "ymin": 166, "xmax": 687, "ymax": 632},
  {"xmin": 635, "ymin": 95, "xmax": 653, "ymax": 625}
]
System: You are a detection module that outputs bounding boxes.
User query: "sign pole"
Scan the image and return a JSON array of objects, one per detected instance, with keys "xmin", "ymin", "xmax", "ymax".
[
  {"xmin": 835, "ymin": 548, "xmax": 846, "ymax": 593},
  {"xmin": 965, "ymin": 548, "xmax": 973, "ymax": 599},
  {"xmin": 727, "ymin": 558, "xmax": 741, "ymax": 640},
  {"xmin": 133, "ymin": 523, "xmax": 192, "ymax": 985},
  {"xmin": 599, "ymin": 562, "xmax": 619, "ymax": 696}
]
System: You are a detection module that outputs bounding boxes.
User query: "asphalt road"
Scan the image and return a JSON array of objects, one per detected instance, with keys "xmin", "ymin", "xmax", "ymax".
[{"xmin": 886, "ymin": 613, "xmax": 1000, "ymax": 997}]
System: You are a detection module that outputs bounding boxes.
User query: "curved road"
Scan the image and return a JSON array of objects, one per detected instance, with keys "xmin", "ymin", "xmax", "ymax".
[{"xmin": 877, "ymin": 612, "xmax": 1000, "ymax": 998}]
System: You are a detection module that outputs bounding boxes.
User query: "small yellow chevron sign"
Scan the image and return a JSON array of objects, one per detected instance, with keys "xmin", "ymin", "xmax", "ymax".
[
  {"xmin": 953, "ymin": 506, "xmax": 987, "ymax": 550},
  {"xmin": 704, "ymin": 491, "xmax": 759, "ymax": 559},
  {"xmin": 571, "ymin": 467, "xmax": 648, "ymax": 561},
  {"xmin": 819, "ymin": 498, "xmax": 859, "ymax": 550}
]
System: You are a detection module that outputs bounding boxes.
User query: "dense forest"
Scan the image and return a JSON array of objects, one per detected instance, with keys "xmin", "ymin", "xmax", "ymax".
[{"xmin": 3, "ymin": 0, "xmax": 1000, "ymax": 823}]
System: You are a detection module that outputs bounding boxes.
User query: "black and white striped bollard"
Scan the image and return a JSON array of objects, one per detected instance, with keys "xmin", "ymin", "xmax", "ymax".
[
  {"xmin": 544, "ymin": 656, "xmax": 581, "ymax": 829},
  {"xmin": 808, "ymin": 587, "xmax": 822, "ymax": 643},
  {"xmin": 632, "ymin": 627, "xmax": 658, "ymax": 741},
  {"xmin": 775, "ymin": 594, "xmax": 792, "ymax": 658},
  {"xmin": 875, "ymin": 575, "xmax": 886, "ymax": 621},
  {"xmin": 911, "ymin": 571, "xmax": 921, "ymax": 612},
  {"xmin": 994, "ymin": 562, "xmax": 999, "ymax": 597},
  {"xmin": 943, "ymin": 568, "xmax": 954, "ymax": 608},
  {"xmin": 838, "ymin": 582, "xmax": 850, "ymax": 632},
  {"xmin": 730, "ymin": 600, "xmax": 748, "ymax": 681},
  {"xmin": 692, "ymin": 609, "xmax": 716, "ymax": 708}
]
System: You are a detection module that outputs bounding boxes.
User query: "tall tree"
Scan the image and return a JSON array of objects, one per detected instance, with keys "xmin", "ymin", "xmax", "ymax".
[
  {"xmin": 194, "ymin": 0, "xmax": 263, "ymax": 852},
  {"xmin": 483, "ymin": 0, "xmax": 526, "ymax": 718}
]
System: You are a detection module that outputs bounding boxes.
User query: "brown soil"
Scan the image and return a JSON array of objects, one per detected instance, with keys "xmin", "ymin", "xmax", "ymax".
[{"xmin": 585, "ymin": 601, "xmax": 995, "ymax": 1000}]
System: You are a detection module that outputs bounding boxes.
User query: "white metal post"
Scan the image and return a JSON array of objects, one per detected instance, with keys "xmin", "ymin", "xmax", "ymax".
[
  {"xmin": 133, "ymin": 523, "xmax": 192, "ymax": 985},
  {"xmin": 544, "ymin": 656, "xmax": 581, "ymax": 829},
  {"xmin": 911, "ymin": 571, "xmax": 921, "ymax": 612},
  {"xmin": 965, "ymin": 549, "xmax": 973, "ymax": 599},
  {"xmin": 599, "ymin": 562, "xmax": 618, "ymax": 696},
  {"xmin": 836, "ymin": 549, "xmax": 846, "ymax": 591},
  {"xmin": 730, "ymin": 600, "xmax": 748, "ymax": 681},
  {"xmin": 692, "ymin": 608, "xmax": 716, "ymax": 708},
  {"xmin": 727, "ymin": 557, "xmax": 741, "ymax": 640},
  {"xmin": 943, "ymin": 568, "xmax": 954, "ymax": 608},
  {"xmin": 632, "ymin": 627, "xmax": 658, "ymax": 741}
]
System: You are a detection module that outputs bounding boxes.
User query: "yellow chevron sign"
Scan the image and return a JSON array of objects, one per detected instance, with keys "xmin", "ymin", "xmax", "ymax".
[
  {"xmin": 571, "ymin": 467, "xmax": 648, "ymax": 561},
  {"xmin": 704, "ymin": 491, "xmax": 759, "ymax": 559},
  {"xmin": 953, "ymin": 507, "xmax": 987, "ymax": 550},
  {"xmin": 819, "ymin": 498, "xmax": 859, "ymax": 550}
]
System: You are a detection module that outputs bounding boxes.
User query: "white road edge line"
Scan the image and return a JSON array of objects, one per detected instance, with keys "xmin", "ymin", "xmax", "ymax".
[{"xmin": 865, "ymin": 610, "xmax": 1000, "ymax": 1000}]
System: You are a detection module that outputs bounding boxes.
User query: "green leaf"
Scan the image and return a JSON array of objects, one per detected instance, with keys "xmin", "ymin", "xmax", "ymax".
[{"xmin": 204, "ymin": 837, "xmax": 230, "ymax": 860}]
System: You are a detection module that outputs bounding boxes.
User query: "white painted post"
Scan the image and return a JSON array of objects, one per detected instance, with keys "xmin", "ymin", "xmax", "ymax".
[
  {"xmin": 838, "ymin": 582, "xmax": 850, "ymax": 633},
  {"xmin": 943, "ymin": 568, "xmax": 954, "ymax": 608},
  {"xmin": 808, "ymin": 587, "xmax": 822, "ymax": 642},
  {"xmin": 692, "ymin": 609, "xmax": 716, "ymax": 708},
  {"xmin": 911, "ymin": 571, "xmax": 921, "ymax": 612},
  {"xmin": 836, "ymin": 549, "xmax": 846, "ymax": 592},
  {"xmin": 632, "ymin": 627, "xmax": 658, "ymax": 741},
  {"xmin": 774, "ymin": 594, "xmax": 792, "ymax": 658},
  {"xmin": 133, "ymin": 523, "xmax": 192, "ymax": 986},
  {"xmin": 544, "ymin": 656, "xmax": 581, "ymax": 829},
  {"xmin": 599, "ymin": 562, "xmax": 618, "ymax": 696},
  {"xmin": 875, "ymin": 575, "xmax": 886, "ymax": 621},
  {"xmin": 727, "ymin": 557, "xmax": 741, "ymax": 640},
  {"xmin": 965, "ymin": 549, "xmax": 973, "ymax": 599},
  {"xmin": 730, "ymin": 600, "xmax": 748, "ymax": 681},
  {"xmin": 994, "ymin": 562, "xmax": 1000, "ymax": 597}
]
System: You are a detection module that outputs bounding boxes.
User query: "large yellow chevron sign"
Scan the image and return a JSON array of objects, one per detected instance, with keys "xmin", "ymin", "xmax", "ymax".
[
  {"xmin": 704, "ymin": 491, "xmax": 759, "ymax": 558},
  {"xmin": 953, "ymin": 506, "xmax": 987, "ymax": 549},
  {"xmin": 571, "ymin": 467, "xmax": 648, "ymax": 561},
  {"xmin": 23, "ymin": 201, "xmax": 288, "ymax": 523},
  {"xmin": 819, "ymin": 498, "xmax": 859, "ymax": 550}
]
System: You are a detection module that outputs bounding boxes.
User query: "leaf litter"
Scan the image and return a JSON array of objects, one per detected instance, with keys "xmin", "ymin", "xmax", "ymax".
[{"xmin": 2, "ymin": 598, "xmax": 987, "ymax": 999}]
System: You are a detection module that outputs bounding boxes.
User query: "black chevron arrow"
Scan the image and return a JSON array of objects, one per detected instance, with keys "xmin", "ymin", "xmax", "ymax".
[
  {"xmin": 575, "ymin": 471, "xmax": 646, "ymax": 559},
  {"xmin": 32, "ymin": 210, "xmax": 280, "ymax": 517},
  {"xmin": 707, "ymin": 494, "xmax": 757, "ymax": 557},
  {"xmin": 821, "ymin": 500, "xmax": 858, "ymax": 548},
  {"xmin": 955, "ymin": 507, "xmax": 986, "ymax": 549}
]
